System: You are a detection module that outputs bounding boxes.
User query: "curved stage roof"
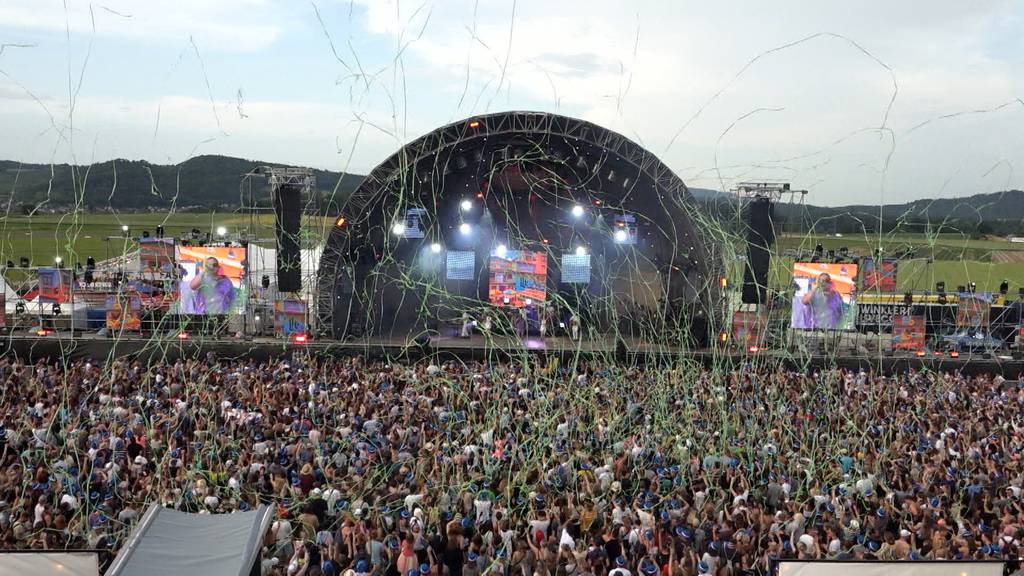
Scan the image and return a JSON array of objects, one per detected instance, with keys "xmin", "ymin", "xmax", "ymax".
[{"xmin": 318, "ymin": 111, "xmax": 724, "ymax": 345}]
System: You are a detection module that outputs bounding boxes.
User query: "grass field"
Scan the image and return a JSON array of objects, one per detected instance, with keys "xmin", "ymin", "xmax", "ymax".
[
  {"xmin": 0, "ymin": 213, "xmax": 331, "ymax": 269},
  {"xmin": 1, "ymin": 215, "xmax": 1023, "ymax": 294}
]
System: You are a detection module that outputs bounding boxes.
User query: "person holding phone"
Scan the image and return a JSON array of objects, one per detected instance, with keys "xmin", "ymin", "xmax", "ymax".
[{"xmin": 188, "ymin": 256, "xmax": 237, "ymax": 314}]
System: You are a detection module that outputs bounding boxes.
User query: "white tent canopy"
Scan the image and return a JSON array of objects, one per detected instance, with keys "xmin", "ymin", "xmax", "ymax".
[{"xmin": 106, "ymin": 505, "xmax": 274, "ymax": 576}]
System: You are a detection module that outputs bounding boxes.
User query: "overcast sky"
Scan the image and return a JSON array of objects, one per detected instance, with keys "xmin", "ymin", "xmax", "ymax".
[{"xmin": 1, "ymin": 0, "xmax": 1022, "ymax": 206}]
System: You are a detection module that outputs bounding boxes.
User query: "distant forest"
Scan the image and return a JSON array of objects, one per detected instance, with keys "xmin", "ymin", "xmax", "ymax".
[
  {"xmin": 2, "ymin": 155, "xmax": 1023, "ymax": 237},
  {"xmin": 0, "ymin": 155, "xmax": 362, "ymax": 214}
]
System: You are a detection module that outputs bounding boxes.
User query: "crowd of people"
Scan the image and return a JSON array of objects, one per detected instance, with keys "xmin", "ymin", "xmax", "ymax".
[{"xmin": 0, "ymin": 353, "xmax": 1022, "ymax": 576}]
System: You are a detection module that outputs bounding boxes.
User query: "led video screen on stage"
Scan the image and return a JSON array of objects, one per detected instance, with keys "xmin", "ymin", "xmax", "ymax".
[
  {"xmin": 791, "ymin": 262, "xmax": 858, "ymax": 330},
  {"xmin": 175, "ymin": 246, "xmax": 247, "ymax": 315},
  {"xmin": 488, "ymin": 250, "xmax": 547, "ymax": 307},
  {"xmin": 560, "ymin": 253, "xmax": 591, "ymax": 284},
  {"xmin": 446, "ymin": 250, "xmax": 475, "ymax": 280}
]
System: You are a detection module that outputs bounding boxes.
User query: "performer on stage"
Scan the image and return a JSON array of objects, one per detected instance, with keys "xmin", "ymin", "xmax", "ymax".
[
  {"xmin": 460, "ymin": 311, "xmax": 472, "ymax": 338},
  {"xmin": 801, "ymin": 272, "xmax": 844, "ymax": 329},
  {"xmin": 188, "ymin": 257, "xmax": 236, "ymax": 315},
  {"xmin": 570, "ymin": 313, "xmax": 581, "ymax": 341}
]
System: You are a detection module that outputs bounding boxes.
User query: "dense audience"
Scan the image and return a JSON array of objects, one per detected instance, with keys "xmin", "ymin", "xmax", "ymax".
[{"xmin": 0, "ymin": 354, "xmax": 1023, "ymax": 575}]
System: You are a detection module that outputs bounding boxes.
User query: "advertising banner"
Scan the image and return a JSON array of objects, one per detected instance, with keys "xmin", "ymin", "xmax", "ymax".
[{"xmin": 860, "ymin": 257, "xmax": 898, "ymax": 292}]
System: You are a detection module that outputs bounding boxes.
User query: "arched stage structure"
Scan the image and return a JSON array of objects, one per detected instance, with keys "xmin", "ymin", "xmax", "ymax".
[{"xmin": 318, "ymin": 111, "xmax": 726, "ymax": 348}]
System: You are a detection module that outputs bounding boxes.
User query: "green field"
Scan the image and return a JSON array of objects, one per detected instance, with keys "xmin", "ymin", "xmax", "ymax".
[
  {"xmin": 0, "ymin": 213, "xmax": 331, "ymax": 269},
  {"xmin": 768, "ymin": 233, "xmax": 1024, "ymax": 293},
  {"xmin": 2, "ymin": 215, "xmax": 1023, "ymax": 295}
]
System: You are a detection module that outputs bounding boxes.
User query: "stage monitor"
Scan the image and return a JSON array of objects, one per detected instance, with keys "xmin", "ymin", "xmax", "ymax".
[
  {"xmin": 560, "ymin": 253, "xmax": 591, "ymax": 284},
  {"xmin": 488, "ymin": 250, "xmax": 547, "ymax": 307},
  {"xmin": 175, "ymin": 246, "xmax": 247, "ymax": 315},
  {"xmin": 791, "ymin": 262, "xmax": 858, "ymax": 330},
  {"xmin": 445, "ymin": 250, "xmax": 475, "ymax": 280}
]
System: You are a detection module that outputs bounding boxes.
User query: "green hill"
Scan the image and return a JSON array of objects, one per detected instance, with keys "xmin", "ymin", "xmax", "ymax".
[{"xmin": 0, "ymin": 155, "xmax": 364, "ymax": 213}]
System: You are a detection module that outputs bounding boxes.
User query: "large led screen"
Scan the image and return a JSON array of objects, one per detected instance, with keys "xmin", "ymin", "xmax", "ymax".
[
  {"xmin": 175, "ymin": 246, "xmax": 247, "ymax": 314},
  {"xmin": 488, "ymin": 250, "xmax": 547, "ymax": 307},
  {"xmin": 791, "ymin": 262, "xmax": 857, "ymax": 330}
]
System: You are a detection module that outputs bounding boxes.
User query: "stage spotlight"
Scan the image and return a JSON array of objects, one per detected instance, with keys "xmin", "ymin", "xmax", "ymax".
[
  {"xmin": 121, "ymin": 224, "xmax": 130, "ymax": 235},
  {"xmin": 430, "ymin": 243, "xmax": 442, "ymax": 254},
  {"xmin": 969, "ymin": 282, "xmax": 977, "ymax": 293},
  {"xmin": 613, "ymin": 229, "xmax": 628, "ymax": 243},
  {"xmin": 334, "ymin": 216, "xmax": 347, "ymax": 228},
  {"xmin": 525, "ymin": 298, "xmax": 533, "ymax": 306},
  {"xmin": 142, "ymin": 230, "xmax": 150, "ymax": 239},
  {"xmin": 468, "ymin": 120, "xmax": 481, "ymax": 129},
  {"xmin": 293, "ymin": 334, "xmax": 308, "ymax": 344},
  {"xmin": 156, "ymin": 225, "xmax": 164, "ymax": 238},
  {"xmin": 216, "ymin": 226, "xmax": 227, "ymax": 237},
  {"xmin": 575, "ymin": 246, "xmax": 587, "ymax": 256},
  {"xmin": 19, "ymin": 257, "xmax": 29, "ymax": 268},
  {"xmin": 571, "ymin": 205, "xmax": 585, "ymax": 218},
  {"xmin": 460, "ymin": 199, "xmax": 473, "ymax": 212},
  {"xmin": 392, "ymin": 222, "xmax": 406, "ymax": 236},
  {"xmin": 51, "ymin": 303, "xmax": 61, "ymax": 317},
  {"xmin": 1000, "ymin": 280, "xmax": 1009, "ymax": 295},
  {"xmin": 496, "ymin": 244, "xmax": 508, "ymax": 258},
  {"xmin": 459, "ymin": 223, "xmax": 472, "ymax": 236},
  {"xmin": 177, "ymin": 332, "xmax": 190, "ymax": 341},
  {"xmin": 54, "ymin": 256, "xmax": 63, "ymax": 266}
]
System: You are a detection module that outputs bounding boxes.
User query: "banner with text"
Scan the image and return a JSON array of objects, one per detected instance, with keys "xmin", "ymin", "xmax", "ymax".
[{"xmin": 856, "ymin": 302, "xmax": 914, "ymax": 331}]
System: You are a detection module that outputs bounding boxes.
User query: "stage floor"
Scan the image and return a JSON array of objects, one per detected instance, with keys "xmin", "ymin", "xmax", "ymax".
[{"xmin": 1, "ymin": 331, "xmax": 1021, "ymax": 375}]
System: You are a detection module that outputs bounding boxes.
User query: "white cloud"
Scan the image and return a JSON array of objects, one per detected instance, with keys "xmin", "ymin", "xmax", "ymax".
[
  {"xmin": 2, "ymin": 0, "xmax": 1023, "ymax": 205},
  {"xmin": 0, "ymin": 0, "xmax": 285, "ymax": 52}
]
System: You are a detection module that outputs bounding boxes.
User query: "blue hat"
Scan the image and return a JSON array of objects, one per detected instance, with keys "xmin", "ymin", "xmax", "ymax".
[
  {"xmin": 408, "ymin": 571, "xmax": 419, "ymax": 576},
  {"xmin": 400, "ymin": 508, "xmax": 412, "ymax": 519},
  {"xmin": 876, "ymin": 507, "xmax": 886, "ymax": 518},
  {"xmin": 642, "ymin": 561, "xmax": 658, "ymax": 575},
  {"xmin": 615, "ymin": 556, "xmax": 626, "ymax": 567},
  {"xmin": 825, "ymin": 503, "xmax": 835, "ymax": 513},
  {"xmin": 676, "ymin": 527, "xmax": 692, "ymax": 540},
  {"xmin": 868, "ymin": 540, "xmax": 880, "ymax": 551},
  {"xmin": 356, "ymin": 560, "xmax": 371, "ymax": 573},
  {"xmin": 419, "ymin": 564, "xmax": 431, "ymax": 575},
  {"xmin": 462, "ymin": 517, "xmax": 472, "ymax": 529},
  {"xmin": 930, "ymin": 497, "xmax": 940, "ymax": 507},
  {"xmin": 468, "ymin": 552, "xmax": 478, "ymax": 562},
  {"xmin": 645, "ymin": 530, "xmax": 654, "ymax": 540},
  {"xmin": 698, "ymin": 561, "xmax": 709, "ymax": 573}
]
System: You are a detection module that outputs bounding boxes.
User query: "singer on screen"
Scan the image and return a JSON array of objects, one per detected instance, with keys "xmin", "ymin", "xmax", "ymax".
[
  {"xmin": 189, "ymin": 257, "xmax": 237, "ymax": 314},
  {"xmin": 801, "ymin": 272, "xmax": 844, "ymax": 329}
]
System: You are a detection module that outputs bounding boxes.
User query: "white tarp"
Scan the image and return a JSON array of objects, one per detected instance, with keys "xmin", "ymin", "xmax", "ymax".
[
  {"xmin": 0, "ymin": 552, "xmax": 98, "ymax": 576},
  {"xmin": 107, "ymin": 505, "xmax": 274, "ymax": 576},
  {"xmin": 780, "ymin": 561, "xmax": 1004, "ymax": 576}
]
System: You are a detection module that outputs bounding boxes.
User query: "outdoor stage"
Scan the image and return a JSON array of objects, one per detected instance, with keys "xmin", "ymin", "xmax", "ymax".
[{"xmin": 3, "ymin": 331, "xmax": 1022, "ymax": 376}]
